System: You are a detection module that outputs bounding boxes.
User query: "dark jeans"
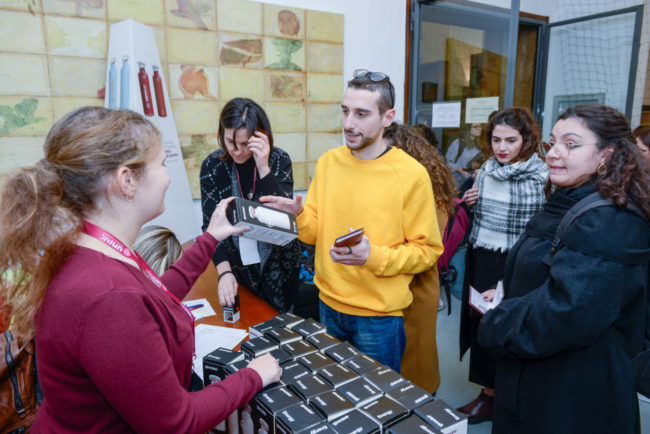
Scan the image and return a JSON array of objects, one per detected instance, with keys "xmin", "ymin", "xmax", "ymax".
[{"xmin": 319, "ymin": 301, "xmax": 406, "ymax": 372}]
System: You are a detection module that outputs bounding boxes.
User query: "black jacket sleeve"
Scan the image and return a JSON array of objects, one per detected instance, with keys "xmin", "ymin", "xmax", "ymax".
[{"xmin": 257, "ymin": 148, "xmax": 294, "ymax": 198}]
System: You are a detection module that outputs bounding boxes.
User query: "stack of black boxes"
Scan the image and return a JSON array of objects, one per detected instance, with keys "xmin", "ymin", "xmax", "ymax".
[{"xmin": 203, "ymin": 313, "xmax": 467, "ymax": 434}]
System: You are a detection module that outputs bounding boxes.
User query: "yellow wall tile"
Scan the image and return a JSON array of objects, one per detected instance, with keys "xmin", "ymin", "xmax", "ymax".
[
  {"xmin": 307, "ymin": 41, "xmax": 342, "ymax": 74},
  {"xmin": 179, "ymin": 133, "xmax": 219, "ymax": 198},
  {"xmin": 0, "ymin": 0, "xmax": 39, "ymax": 12},
  {"xmin": 0, "ymin": 10, "xmax": 45, "ymax": 53},
  {"xmin": 50, "ymin": 57, "xmax": 105, "ymax": 97},
  {"xmin": 308, "ymin": 103, "xmax": 341, "ymax": 132},
  {"xmin": 306, "ymin": 10, "xmax": 343, "ymax": 43},
  {"xmin": 263, "ymin": 4, "xmax": 304, "ymax": 39},
  {"xmin": 108, "ymin": 0, "xmax": 164, "ymax": 26},
  {"xmin": 165, "ymin": 0, "xmax": 216, "ymax": 30},
  {"xmin": 172, "ymin": 99, "xmax": 220, "ymax": 134},
  {"xmin": 0, "ymin": 54, "xmax": 49, "ymax": 96},
  {"xmin": 265, "ymin": 102, "xmax": 305, "ymax": 133},
  {"xmin": 167, "ymin": 27, "xmax": 218, "ymax": 65},
  {"xmin": 308, "ymin": 132, "xmax": 340, "ymax": 161},
  {"xmin": 218, "ymin": 67, "xmax": 264, "ymax": 100},
  {"xmin": 264, "ymin": 37, "xmax": 304, "ymax": 71},
  {"xmin": 307, "ymin": 73, "xmax": 343, "ymax": 103},
  {"xmin": 219, "ymin": 32, "xmax": 263, "ymax": 69},
  {"xmin": 0, "ymin": 97, "xmax": 52, "ymax": 136},
  {"xmin": 291, "ymin": 161, "xmax": 308, "ymax": 190},
  {"xmin": 51, "ymin": 96, "xmax": 103, "ymax": 121},
  {"xmin": 45, "ymin": 16, "xmax": 107, "ymax": 58},
  {"xmin": 217, "ymin": 0, "xmax": 262, "ymax": 34},
  {"xmin": 42, "ymin": 0, "xmax": 105, "ymax": 19},
  {"xmin": 274, "ymin": 132, "xmax": 305, "ymax": 162},
  {"xmin": 0, "ymin": 136, "xmax": 45, "ymax": 174},
  {"xmin": 265, "ymin": 71, "xmax": 305, "ymax": 101},
  {"xmin": 169, "ymin": 64, "xmax": 219, "ymax": 100}
]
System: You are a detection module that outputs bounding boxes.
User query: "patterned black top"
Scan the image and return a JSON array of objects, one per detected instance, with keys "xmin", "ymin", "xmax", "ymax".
[{"xmin": 199, "ymin": 147, "xmax": 299, "ymax": 311}]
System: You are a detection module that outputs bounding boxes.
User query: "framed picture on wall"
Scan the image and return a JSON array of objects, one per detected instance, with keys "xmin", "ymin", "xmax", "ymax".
[{"xmin": 552, "ymin": 93, "xmax": 605, "ymax": 121}]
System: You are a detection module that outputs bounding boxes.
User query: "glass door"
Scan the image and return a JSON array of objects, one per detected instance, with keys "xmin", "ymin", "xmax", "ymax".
[
  {"xmin": 539, "ymin": 6, "xmax": 642, "ymax": 138},
  {"xmin": 409, "ymin": 0, "xmax": 519, "ymax": 171}
]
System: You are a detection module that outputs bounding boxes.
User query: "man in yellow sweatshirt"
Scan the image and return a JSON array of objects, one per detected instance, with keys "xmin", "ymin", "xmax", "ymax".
[{"xmin": 262, "ymin": 70, "xmax": 442, "ymax": 371}]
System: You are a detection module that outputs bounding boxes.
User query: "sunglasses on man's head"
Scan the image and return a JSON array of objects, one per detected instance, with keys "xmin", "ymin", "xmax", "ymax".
[{"xmin": 353, "ymin": 69, "xmax": 394, "ymax": 107}]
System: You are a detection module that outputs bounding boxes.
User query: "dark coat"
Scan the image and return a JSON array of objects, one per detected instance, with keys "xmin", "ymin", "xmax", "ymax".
[{"xmin": 478, "ymin": 186, "xmax": 649, "ymax": 434}]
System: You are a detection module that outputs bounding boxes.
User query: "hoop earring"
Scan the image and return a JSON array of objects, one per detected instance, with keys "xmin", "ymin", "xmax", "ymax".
[{"xmin": 596, "ymin": 162, "xmax": 607, "ymax": 176}]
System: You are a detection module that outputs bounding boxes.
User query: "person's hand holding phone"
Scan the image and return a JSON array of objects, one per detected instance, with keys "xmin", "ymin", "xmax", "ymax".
[
  {"xmin": 330, "ymin": 228, "xmax": 370, "ymax": 266},
  {"xmin": 247, "ymin": 130, "xmax": 270, "ymax": 178}
]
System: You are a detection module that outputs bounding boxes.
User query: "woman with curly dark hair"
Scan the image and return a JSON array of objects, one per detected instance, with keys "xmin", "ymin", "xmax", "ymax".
[
  {"xmin": 383, "ymin": 122, "xmax": 457, "ymax": 394},
  {"xmin": 478, "ymin": 104, "xmax": 649, "ymax": 433}
]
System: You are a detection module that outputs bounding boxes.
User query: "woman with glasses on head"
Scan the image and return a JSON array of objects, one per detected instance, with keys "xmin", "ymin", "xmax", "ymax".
[
  {"xmin": 478, "ymin": 104, "xmax": 650, "ymax": 433},
  {"xmin": 457, "ymin": 107, "xmax": 548, "ymax": 424},
  {"xmin": 200, "ymin": 98, "xmax": 301, "ymax": 313}
]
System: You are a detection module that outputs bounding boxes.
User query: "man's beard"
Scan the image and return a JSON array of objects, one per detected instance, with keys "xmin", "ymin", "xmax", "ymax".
[{"xmin": 345, "ymin": 128, "xmax": 381, "ymax": 152}]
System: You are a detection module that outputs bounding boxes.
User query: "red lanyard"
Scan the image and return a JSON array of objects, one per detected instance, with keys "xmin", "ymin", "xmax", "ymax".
[
  {"xmin": 235, "ymin": 163, "xmax": 257, "ymax": 200},
  {"xmin": 82, "ymin": 221, "xmax": 194, "ymax": 324}
]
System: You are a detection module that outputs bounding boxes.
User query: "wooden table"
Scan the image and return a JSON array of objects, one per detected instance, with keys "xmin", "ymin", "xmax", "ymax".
[{"xmin": 184, "ymin": 263, "xmax": 278, "ymax": 332}]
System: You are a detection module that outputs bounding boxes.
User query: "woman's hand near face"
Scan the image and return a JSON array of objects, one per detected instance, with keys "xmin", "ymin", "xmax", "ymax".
[
  {"xmin": 462, "ymin": 185, "xmax": 479, "ymax": 207},
  {"xmin": 247, "ymin": 131, "xmax": 271, "ymax": 178},
  {"xmin": 206, "ymin": 197, "xmax": 251, "ymax": 241}
]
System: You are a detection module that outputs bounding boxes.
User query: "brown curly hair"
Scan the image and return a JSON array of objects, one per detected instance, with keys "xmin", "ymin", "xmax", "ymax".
[
  {"xmin": 485, "ymin": 107, "xmax": 540, "ymax": 163},
  {"xmin": 557, "ymin": 104, "xmax": 650, "ymax": 218},
  {"xmin": 0, "ymin": 107, "xmax": 159, "ymax": 337},
  {"xmin": 383, "ymin": 122, "xmax": 458, "ymax": 217}
]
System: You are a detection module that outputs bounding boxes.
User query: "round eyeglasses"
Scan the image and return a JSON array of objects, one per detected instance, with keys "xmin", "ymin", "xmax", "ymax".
[{"xmin": 538, "ymin": 141, "xmax": 586, "ymax": 158}]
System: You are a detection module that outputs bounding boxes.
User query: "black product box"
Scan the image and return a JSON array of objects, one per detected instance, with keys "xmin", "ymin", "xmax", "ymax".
[
  {"xmin": 344, "ymin": 354, "xmax": 383, "ymax": 375},
  {"xmin": 252, "ymin": 386, "xmax": 302, "ymax": 433},
  {"xmin": 317, "ymin": 363, "xmax": 359, "ymax": 388},
  {"xmin": 266, "ymin": 327, "xmax": 303, "ymax": 345},
  {"xmin": 281, "ymin": 361, "xmax": 312, "ymax": 383},
  {"xmin": 360, "ymin": 396, "xmax": 409, "ymax": 430},
  {"xmin": 294, "ymin": 318, "xmax": 328, "ymax": 338},
  {"xmin": 336, "ymin": 377, "xmax": 383, "ymax": 408},
  {"xmin": 386, "ymin": 414, "xmax": 443, "ymax": 434},
  {"xmin": 226, "ymin": 197, "xmax": 298, "ymax": 246},
  {"xmin": 241, "ymin": 336, "xmax": 278, "ymax": 358},
  {"xmin": 298, "ymin": 351, "xmax": 337, "ymax": 372},
  {"xmin": 413, "ymin": 399, "xmax": 467, "ymax": 434},
  {"xmin": 222, "ymin": 294, "xmax": 240, "ymax": 323},
  {"xmin": 276, "ymin": 312, "xmax": 304, "ymax": 329},
  {"xmin": 275, "ymin": 402, "xmax": 324, "ymax": 434},
  {"xmin": 202, "ymin": 348, "xmax": 246, "ymax": 386},
  {"xmin": 325, "ymin": 342, "xmax": 361, "ymax": 363},
  {"xmin": 363, "ymin": 367, "xmax": 408, "ymax": 392},
  {"xmin": 288, "ymin": 374, "xmax": 333, "ymax": 402},
  {"xmin": 309, "ymin": 390, "xmax": 355, "ymax": 422},
  {"xmin": 307, "ymin": 332, "xmax": 341, "ymax": 352},
  {"xmin": 385, "ymin": 383, "xmax": 434, "ymax": 411},
  {"xmin": 204, "ymin": 358, "xmax": 250, "ymax": 387},
  {"xmin": 282, "ymin": 340, "xmax": 318, "ymax": 358},
  {"xmin": 328, "ymin": 409, "xmax": 380, "ymax": 434},
  {"xmin": 301, "ymin": 421, "xmax": 336, "ymax": 434},
  {"xmin": 250, "ymin": 316, "xmax": 287, "ymax": 338},
  {"xmin": 267, "ymin": 347, "xmax": 292, "ymax": 366}
]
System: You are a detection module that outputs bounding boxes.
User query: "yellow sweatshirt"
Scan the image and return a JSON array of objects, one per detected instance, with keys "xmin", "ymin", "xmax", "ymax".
[{"xmin": 297, "ymin": 146, "xmax": 443, "ymax": 316}]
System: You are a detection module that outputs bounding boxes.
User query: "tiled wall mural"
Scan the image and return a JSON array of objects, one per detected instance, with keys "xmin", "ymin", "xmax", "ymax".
[{"xmin": 0, "ymin": 0, "xmax": 344, "ymax": 194}]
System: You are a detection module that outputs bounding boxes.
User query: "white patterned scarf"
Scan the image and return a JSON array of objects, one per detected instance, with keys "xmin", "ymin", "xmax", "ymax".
[{"xmin": 469, "ymin": 153, "xmax": 548, "ymax": 252}]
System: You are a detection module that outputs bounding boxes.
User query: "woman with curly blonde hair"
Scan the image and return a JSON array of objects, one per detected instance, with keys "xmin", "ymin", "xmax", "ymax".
[{"xmin": 383, "ymin": 122, "xmax": 457, "ymax": 394}]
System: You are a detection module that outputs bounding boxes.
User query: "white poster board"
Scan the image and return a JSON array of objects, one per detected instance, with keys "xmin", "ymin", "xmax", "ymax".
[
  {"xmin": 465, "ymin": 96, "xmax": 499, "ymax": 124},
  {"xmin": 431, "ymin": 101, "xmax": 461, "ymax": 128},
  {"xmin": 105, "ymin": 20, "xmax": 200, "ymax": 243}
]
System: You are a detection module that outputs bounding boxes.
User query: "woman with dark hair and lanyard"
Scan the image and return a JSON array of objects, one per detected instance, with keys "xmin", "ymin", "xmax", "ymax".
[
  {"xmin": 200, "ymin": 98, "xmax": 301, "ymax": 312},
  {"xmin": 478, "ymin": 104, "xmax": 649, "ymax": 433}
]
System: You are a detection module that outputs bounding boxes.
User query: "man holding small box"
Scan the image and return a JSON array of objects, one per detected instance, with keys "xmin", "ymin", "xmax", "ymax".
[{"xmin": 262, "ymin": 70, "xmax": 442, "ymax": 371}]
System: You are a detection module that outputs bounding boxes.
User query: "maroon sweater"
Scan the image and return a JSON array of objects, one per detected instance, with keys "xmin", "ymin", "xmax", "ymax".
[{"xmin": 32, "ymin": 233, "xmax": 262, "ymax": 433}]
